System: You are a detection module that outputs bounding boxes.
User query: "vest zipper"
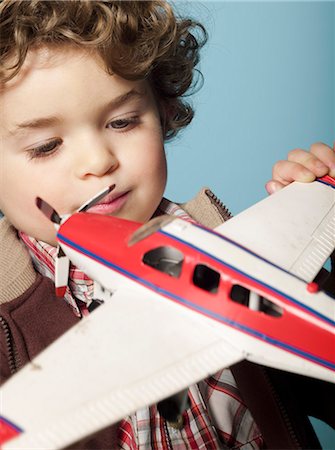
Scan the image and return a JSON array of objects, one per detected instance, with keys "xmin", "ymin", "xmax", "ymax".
[
  {"xmin": 205, "ymin": 189, "xmax": 233, "ymax": 222},
  {"xmin": 0, "ymin": 315, "xmax": 21, "ymax": 375},
  {"xmin": 261, "ymin": 367, "xmax": 302, "ymax": 448}
]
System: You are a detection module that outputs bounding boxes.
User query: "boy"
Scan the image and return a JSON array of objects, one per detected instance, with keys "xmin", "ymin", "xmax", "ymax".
[{"xmin": 1, "ymin": 1, "xmax": 334, "ymax": 448}]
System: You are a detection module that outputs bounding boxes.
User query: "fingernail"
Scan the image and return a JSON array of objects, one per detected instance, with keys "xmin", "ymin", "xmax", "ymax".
[{"xmin": 266, "ymin": 181, "xmax": 279, "ymax": 195}]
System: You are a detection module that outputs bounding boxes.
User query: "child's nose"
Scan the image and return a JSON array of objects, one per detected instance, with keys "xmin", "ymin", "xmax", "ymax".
[{"xmin": 74, "ymin": 141, "xmax": 119, "ymax": 179}]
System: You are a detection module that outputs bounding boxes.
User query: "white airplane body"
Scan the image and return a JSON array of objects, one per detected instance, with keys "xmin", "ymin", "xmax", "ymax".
[{"xmin": 0, "ymin": 178, "xmax": 334, "ymax": 449}]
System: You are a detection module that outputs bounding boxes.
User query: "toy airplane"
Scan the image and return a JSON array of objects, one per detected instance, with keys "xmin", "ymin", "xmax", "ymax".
[{"xmin": 0, "ymin": 177, "xmax": 334, "ymax": 449}]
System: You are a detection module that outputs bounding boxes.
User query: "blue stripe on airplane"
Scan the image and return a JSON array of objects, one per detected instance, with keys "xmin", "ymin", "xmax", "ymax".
[
  {"xmin": 316, "ymin": 179, "xmax": 335, "ymax": 189},
  {"xmin": 0, "ymin": 416, "xmax": 23, "ymax": 432},
  {"xmin": 163, "ymin": 227, "xmax": 335, "ymax": 326},
  {"xmin": 58, "ymin": 233, "xmax": 335, "ymax": 372}
]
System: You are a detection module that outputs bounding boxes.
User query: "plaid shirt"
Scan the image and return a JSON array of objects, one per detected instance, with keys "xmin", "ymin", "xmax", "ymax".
[{"xmin": 20, "ymin": 198, "xmax": 263, "ymax": 449}]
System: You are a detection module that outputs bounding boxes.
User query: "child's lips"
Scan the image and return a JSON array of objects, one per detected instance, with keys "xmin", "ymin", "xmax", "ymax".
[{"xmin": 87, "ymin": 191, "xmax": 129, "ymax": 215}]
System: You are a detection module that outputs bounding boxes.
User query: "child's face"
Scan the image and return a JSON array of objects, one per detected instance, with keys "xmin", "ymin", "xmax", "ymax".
[{"xmin": 0, "ymin": 47, "xmax": 167, "ymax": 246}]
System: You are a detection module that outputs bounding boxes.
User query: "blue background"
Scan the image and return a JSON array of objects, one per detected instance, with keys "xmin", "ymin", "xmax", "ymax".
[
  {"xmin": 165, "ymin": 1, "xmax": 334, "ymax": 447},
  {"xmin": 165, "ymin": 0, "xmax": 334, "ymax": 215}
]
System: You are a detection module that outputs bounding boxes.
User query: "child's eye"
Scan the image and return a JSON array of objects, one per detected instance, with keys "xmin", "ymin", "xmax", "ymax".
[
  {"xmin": 27, "ymin": 138, "xmax": 62, "ymax": 160},
  {"xmin": 106, "ymin": 116, "xmax": 139, "ymax": 131}
]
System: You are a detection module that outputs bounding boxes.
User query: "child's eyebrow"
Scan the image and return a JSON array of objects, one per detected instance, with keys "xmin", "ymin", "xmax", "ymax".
[
  {"xmin": 8, "ymin": 116, "xmax": 62, "ymax": 136},
  {"xmin": 8, "ymin": 89, "xmax": 145, "ymax": 137},
  {"xmin": 101, "ymin": 89, "xmax": 145, "ymax": 113}
]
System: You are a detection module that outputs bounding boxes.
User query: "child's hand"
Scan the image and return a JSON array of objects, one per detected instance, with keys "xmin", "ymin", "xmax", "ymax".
[{"xmin": 266, "ymin": 142, "xmax": 335, "ymax": 194}]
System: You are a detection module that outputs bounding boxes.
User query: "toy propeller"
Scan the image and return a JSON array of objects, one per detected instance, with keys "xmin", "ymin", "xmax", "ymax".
[
  {"xmin": 77, "ymin": 184, "xmax": 115, "ymax": 213},
  {"xmin": 35, "ymin": 184, "xmax": 115, "ymax": 298},
  {"xmin": 36, "ymin": 184, "xmax": 116, "ymax": 224},
  {"xmin": 35, "ymin": 197, "xmax": 62, "ymax": 224}
]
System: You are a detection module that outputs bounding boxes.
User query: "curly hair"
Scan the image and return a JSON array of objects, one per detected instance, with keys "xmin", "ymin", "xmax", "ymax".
[{"xmin": 0, "ymin": 0, "xmax": 207, "ymax": 139}]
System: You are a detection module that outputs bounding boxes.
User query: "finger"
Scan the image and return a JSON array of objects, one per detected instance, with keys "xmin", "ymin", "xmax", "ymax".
[
  {"xmin": 309, "ymin": 142, "xmax": 335, "ymax": 177},
  {"xmin": 265, "ymin": 180, "xmax": 286, "ymax": 195},
  {"xmin": 272, "ymin": 160, "xmax": 316, "ymax": 184},
  {"xmin": 287, "ymin": 148, "xmax": 329, "ymax": 177}
]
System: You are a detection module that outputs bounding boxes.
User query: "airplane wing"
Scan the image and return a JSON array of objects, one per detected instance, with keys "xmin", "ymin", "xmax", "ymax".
[
  {"xmin": 214, "ymin": 179, "xmax": 335, "ymax": 282},
  {"xmin": 0, "ymin": 286, "xmax": 244, "ymax": 450}
]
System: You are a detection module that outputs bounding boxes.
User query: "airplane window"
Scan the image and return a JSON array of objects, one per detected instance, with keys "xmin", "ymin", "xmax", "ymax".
[
  {"xmin": 193, "ymin": 264, "xmax": 220, "ymax": 293},
  {"xmin": 230, "ymin": 284, "xmax": 283, "ymax": 317},
  {"xmin": 230, "ymin": 284, "xmax": 249, "ymax": 306},
  {"xmin": 143, "ymin": 246, "xmax": 184, "ymax": 277}
]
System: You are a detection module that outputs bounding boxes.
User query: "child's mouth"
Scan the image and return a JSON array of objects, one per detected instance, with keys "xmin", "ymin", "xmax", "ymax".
[{"xmin": 87, "ymin": 191, "xmax": 129, "ymax": 215}]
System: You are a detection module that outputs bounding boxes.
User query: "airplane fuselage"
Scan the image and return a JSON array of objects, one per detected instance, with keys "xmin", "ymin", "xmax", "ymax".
[{"xmin": 58, "ymin": 213, "xmax": 335, "ymax": 384}]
